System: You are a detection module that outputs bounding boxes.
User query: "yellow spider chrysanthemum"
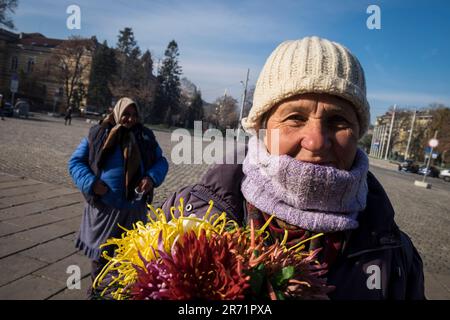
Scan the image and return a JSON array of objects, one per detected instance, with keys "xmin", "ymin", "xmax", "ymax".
[{"xmin": 93, "ymin": 197, "xmax": 238, "ymax": 299}]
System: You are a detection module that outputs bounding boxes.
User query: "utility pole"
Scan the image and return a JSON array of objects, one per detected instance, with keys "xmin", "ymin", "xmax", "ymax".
[
  {"xmin": 376, "ymin": 125, "xmax": 383, "ymax": 158},
  {"xmin": 369, "ymin": 125, "xmax": 376, "ymax": 156},
  {"xmin": 379, "ymin": 125, "xmax": 387, "ymax": 159},
  {"xmin": 404, "ymin": 109, "xmax": 417, "ymax": 160},
  {"xmin": 369, "ymin": 127, "xmax": 377, "ymax": 156},
  {"xmin": 422, "ymin": 130, "xmax": 438, "ymax": 183},
  {"xmin": 237, "ymin": 68, "xmax": 250, "ymax": 142},
  {"xmin": 384, "ymin": 104, "xmax": 397, "ymax": 160},
  {"xmin": 374, "ymin": 125, "xmax": 381, "ymax": 157},
  {"xmin": 375, "ymin": 125, "xmax": 381, "ymax": 157},
  {"xmin": 372, "ymin": 125, "xmax": 378, "ymax": 157}
]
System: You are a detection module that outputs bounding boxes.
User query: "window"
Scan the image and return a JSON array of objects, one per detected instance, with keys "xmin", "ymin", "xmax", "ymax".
[
  {"xmin": 10, "ymin": 56, "xmax": 18, "ymax": 71},
  {"xmin": 27, "ymin": 57, "xmax": 35, "ymax": 73}
]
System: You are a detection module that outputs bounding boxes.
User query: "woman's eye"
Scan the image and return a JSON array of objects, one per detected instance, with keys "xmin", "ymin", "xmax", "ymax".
[
  {"xmin": 285, "ymin": 115, "xmax": 306, "ymax": 124},
  {"xmin": 329, "ymin": 116, "xmax": 351, "ymax": 128}
]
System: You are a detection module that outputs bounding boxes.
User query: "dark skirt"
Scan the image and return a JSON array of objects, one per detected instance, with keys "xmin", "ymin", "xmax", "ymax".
[{"xmin": 76, "ymin": 201, "xmax": 148, "ymax": 260}]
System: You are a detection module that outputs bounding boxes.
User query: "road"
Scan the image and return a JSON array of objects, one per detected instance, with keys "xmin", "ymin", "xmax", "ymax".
[{"xmin": 369, "ymin": 166, "xmax": 449, "ymax": 277}]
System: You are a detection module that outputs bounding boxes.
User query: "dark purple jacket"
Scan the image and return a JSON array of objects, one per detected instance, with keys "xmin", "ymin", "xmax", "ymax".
[{"xmin": 161, "ymin": 164, "xmax": 425, "ymax": 300}]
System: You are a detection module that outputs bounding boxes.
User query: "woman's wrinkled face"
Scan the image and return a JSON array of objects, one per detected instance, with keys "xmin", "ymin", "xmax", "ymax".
[
  {"xmin": 120, "ymin": 104, "xmax": 138, "ymax": 129},
  {"xmin": 264, "ymin": 93, "xmax": 360, "ymax": 170}
]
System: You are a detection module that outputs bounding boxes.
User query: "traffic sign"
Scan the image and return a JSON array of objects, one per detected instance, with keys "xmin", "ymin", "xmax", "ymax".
[
  {"xmin": 429, "ymin": 139, "xmax": 439, "ymax": 148},
  {"xmin": 10, "ymin": 73, "xmax": 18, "ymax": 93},
  {"xmin": 10, "ymin": 80, "xmax": 18, "ymax": 93}
]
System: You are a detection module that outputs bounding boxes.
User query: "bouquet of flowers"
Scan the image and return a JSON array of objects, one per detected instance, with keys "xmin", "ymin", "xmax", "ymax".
[{"xmin": 93, "ymin": 198, "xmax": 334, "ymax": 300}]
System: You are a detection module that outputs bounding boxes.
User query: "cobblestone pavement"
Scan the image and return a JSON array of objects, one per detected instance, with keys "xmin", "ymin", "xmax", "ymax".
[
  {"xmin": 0, "ymin": 113, "xmax": 449, "ymax": 299},
  {"xmin": 0, "ymin": 113, "xmax": 213, "ymax": 207},
  {"xmin": 368, "ymin": 166, "xmax": 450, "ymax": 299}
]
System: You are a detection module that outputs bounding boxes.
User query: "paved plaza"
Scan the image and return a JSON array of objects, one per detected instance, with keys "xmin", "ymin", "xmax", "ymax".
[{"xmin": 0, "ymin": 113, "xmax": 449, "ymax": 299}]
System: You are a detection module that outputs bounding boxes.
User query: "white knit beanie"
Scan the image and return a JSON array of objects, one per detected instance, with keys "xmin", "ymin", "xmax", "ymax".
[{"xmin": 242, "ymin": 36, "xmax": 370, "ymax": 138}]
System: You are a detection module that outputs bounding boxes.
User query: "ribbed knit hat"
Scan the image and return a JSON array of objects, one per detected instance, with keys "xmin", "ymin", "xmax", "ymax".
[{"xmin": 242, "ymin": 36, "xmax": 370, "ymax": 138}]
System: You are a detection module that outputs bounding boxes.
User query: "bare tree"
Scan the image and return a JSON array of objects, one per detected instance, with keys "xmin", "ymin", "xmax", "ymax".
[
  {"xmin": 210, "ymin": 95, "xmax": 239, "ymax": 131},
  {"xmin": 0, "ymin": 0, "xmax": 18, "ymax": 30},
  {"xmin": 427, "ymin": 104, "xmax": 450, "ymax": 164},
  {"xmin": 51, "ymin": 36, "xmax": 95, "ymax": 110}
]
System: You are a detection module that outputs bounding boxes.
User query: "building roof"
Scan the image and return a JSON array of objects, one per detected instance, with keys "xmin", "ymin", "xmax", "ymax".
[
  {"xmin": 18, "ymin": 36, "xmax": 63, "ymax": 48},
  {"xmin": 0, "ymin": 28, "xmax": 19, "ymax": 41},
  {"xmin": 0, "ymin": 28, "xmax": 64, "ymax": 48}
]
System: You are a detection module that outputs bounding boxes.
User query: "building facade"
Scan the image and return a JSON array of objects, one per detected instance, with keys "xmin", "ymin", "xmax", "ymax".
[
  {"xmin": 0, "ymin": 28, "xmax": 93, "ymax": 113},
  {"xmin": 370, "ymin": 108, "xmax": 433, "ymax": 161}
]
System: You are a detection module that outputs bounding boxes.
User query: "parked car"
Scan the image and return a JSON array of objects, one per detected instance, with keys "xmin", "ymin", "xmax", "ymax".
[
  {"xmin": 80, "ymin": 105, "xmax": 103, "ymax": 117},
  {"xmin": 417, "ymin": 165, "xmax": 440, "ymax": 178},
  {"xmin": 3, "ymin": 102, "xmax": 14, "ymax": 117},
  {"xmin": 439, "ymin": 169, "xmax": 450, "ymax": 182},
  {"xmin": 397, "ymin": 160, "xmax": 419, "ymax": 173},
  {"xmin": 14, "ymin": 100, "xmax": 30, "ymax": 118}
]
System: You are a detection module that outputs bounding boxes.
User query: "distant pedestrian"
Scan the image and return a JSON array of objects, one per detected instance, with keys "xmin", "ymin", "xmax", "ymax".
[
  {"xmin": 68, "ymin": 97, "xmax": 169, "ymax": 299},
  {"xmin": 65, "ymin": 106, "xmax": 73, "ymax": 125}
]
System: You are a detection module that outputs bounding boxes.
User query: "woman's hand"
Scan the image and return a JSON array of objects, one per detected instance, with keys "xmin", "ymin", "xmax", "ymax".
[
  {"xmin": 138, "ymin": 176, "xmax": 154, "ymax": 194},
  {"xmin": 93, "ymin": 180, "xmax": 108, "ymax": 196}
]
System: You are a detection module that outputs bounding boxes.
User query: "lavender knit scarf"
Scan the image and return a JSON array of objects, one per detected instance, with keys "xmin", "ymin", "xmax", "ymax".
[{"xmin": 241, "ymin": 136, "xmax": 369, "ymax": 233}]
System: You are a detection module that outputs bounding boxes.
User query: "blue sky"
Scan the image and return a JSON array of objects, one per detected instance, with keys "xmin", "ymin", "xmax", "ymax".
[{"xmin": 9, "ymin": 0, "xmax": 450, "ymax": 122}]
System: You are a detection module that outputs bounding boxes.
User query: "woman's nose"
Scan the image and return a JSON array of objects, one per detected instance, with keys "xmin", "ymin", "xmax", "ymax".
[{"xmin": 300, "ymin": 121, "xmax": 331, "ymax": 153}]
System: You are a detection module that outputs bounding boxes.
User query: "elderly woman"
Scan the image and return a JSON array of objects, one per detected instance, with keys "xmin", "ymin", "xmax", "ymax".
[
  {"xmin": 68, "ymin": 97, "xmax": 168, "ymax": 297},
  {"xmin": 162, "ymin": 37, "xmax": 424, "ymax": 299}
]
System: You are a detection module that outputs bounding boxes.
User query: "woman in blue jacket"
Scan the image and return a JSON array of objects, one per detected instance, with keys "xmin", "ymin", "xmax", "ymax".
[{"xmin": 68, "ymin": 97, "xmax": 168, "ymax": 297}]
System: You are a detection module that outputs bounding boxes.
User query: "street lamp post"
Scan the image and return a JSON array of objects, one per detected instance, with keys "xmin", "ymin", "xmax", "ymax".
[
  {"xmin": 237, "ymin": 68, "xmax": 249, "ymax": 143},
  {"xmin": 404, "ymin": 109, "xmax": 416, "ymax": 160},
  {"xmin": 369, "ymin": 126, "xmax": 377, "ymax": 156},
  {"xmin": 422, "ymin": 131, "xmax": 438, "ymax": 183},
  {"xmin": 384, "ymin": 104, "xmax": 396, "ymax": 160},
  {"xmin": 414, "ymin": 131, "xmax": 438, "ymax": 189}
]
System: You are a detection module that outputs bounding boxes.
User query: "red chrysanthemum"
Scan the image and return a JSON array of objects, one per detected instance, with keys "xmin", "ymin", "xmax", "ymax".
[{"xmin": 130, "ymin": 230, "xmax": 250, "ymax": 300}]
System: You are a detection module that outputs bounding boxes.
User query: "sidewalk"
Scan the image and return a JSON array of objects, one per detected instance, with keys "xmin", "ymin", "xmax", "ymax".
[
  {"xmin": 0, "ymin": 171, "xmax": 448, "ymax": 300},
  {"xmin": 0, "ymin": 172, "xmax": 90, "ymax": 300},
  {"xmin": 368, "ymin": 156, "xmax": 399, "ymax": 171}
]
